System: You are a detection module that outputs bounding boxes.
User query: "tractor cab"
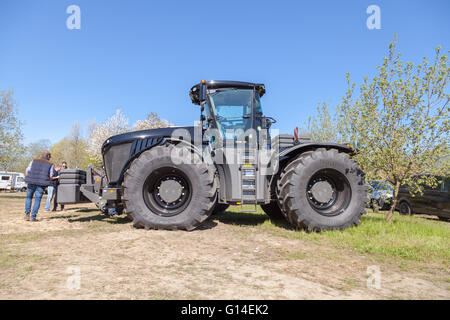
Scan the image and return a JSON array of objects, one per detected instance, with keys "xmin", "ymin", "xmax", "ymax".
[
  {"xmin": 190, "ymin": 80, "xmax": 275, "ymax": 145},
  {"xmin": 190, "ymin": 81, "xmax": 275, "ymax": 211}
]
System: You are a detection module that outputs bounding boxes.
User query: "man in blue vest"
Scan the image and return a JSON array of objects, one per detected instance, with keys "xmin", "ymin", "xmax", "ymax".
[{"xmin": 24, "ymin": 151, "xmax": 55, "ymax": 221}]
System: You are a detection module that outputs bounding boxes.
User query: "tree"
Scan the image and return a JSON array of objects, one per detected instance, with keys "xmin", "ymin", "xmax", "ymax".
[
  {"xmin": 6, "ymin": 139, "xmax": 52, "ymax": 173},
  {"xmin": 87, "ymin": 109, "xmax": 129, "ymax": 163},
  {"xmin": 86, "ymin": 110, "xmax": 173, "ymax": 167},
  {"xmin": 67, "ymin": 122, "xmax": 89, "ymax": 168},
  {"xmin": 0, "ymin": 89, "xmax": 25, "ymax": 171},
  {"xmin": 308, "ymin": 38, "xmax": 449, "ymax": 222},
  {"xmin": 132, "ymin": 112, "xmax": 171, "ymax": 131},
  {"xmin": 27, "ymin": 139, "xmax": 52, "ymax": 158},
  {"xmin": 307, "ymin": 102, "xmax": 338, "ymax": 143},
  {"xmin": 50, "ymin": 122, "xmax": 98, "ymax": 169}
]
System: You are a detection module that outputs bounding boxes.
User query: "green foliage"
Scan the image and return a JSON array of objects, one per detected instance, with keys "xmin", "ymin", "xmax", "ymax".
[
  {"xmin": 26, "ymin": 139, "xmax": 52, "ymax": 159},
  {"xmin": 84, "ymin": 153, "xmax": 103, "ymax": 169},
  {"xmin": 49, "ymin": 123, "xmax": 91, "ymax": 169},
  {"xmin": 308, "ymin": 37, "xmax": 449, "ymax": 221},
  {"xmin": 6, "ymin": 139, "xmax": 52, "ymax": 173},
  {"xmin": 0, "ymin": 89, "xmax": 25, "ymax": 171},
  {"xmin": 307, "ymin": 102, "xmax": 338, "ymax": 142}
]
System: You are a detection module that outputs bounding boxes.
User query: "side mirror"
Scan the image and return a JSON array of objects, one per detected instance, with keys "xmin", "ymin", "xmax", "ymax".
[{"xmin": 199, "ymin": 82, "xmax": 207, "ymax": 102}]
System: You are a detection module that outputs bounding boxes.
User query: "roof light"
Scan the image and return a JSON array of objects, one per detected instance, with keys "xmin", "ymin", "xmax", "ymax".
[{"xmin": 201, "ymin": 79, "xmax": 206, "ymax": 83}]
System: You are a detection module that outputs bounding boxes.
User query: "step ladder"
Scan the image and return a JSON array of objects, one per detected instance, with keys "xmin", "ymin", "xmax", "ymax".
[{"xmin": 239, "ymin": 149, "xmax": 258, "ymax": 212}]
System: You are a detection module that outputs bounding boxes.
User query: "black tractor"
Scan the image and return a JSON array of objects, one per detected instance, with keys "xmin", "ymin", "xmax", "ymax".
[{"xmin": 57, "ymin": 80, "xmax": 369, "ymax": 231}]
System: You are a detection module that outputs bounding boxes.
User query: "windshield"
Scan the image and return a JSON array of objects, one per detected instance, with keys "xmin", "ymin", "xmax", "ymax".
[{"xmin": 208, "ymin": 89, "xmax": 257, "ymax": 139}]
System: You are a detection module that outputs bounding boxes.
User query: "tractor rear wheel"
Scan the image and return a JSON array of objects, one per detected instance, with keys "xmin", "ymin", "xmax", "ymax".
[
  {"xmin": 279, "ymin": 148, "xmax": 369, "ymax": 231},
  {"xmin": 122, "ymin": 145, "xmax": 217, "ymax": 231},
  {"xmin": 277, "ymin": 151, "xmax": 313, "ymax": 225}
]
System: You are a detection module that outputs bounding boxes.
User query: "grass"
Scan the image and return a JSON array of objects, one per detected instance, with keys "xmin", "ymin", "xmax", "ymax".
[
  {"xmin": 219, "ymin": 206, "xmax": 450, "ymax": 266},
  {"xmin": 0, "ymin": 246, "xmax": 46, "ymax": 269}
]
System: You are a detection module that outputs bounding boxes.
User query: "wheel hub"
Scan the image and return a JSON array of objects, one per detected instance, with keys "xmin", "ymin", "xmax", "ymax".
[
  {"xmin": 143, "ymin": 167, "xmax": 192, "ymax": 217},
  {"xmin": 157, "ymin": 177, "xmax": 185, "ymax": 205},
  {"xmin": 158, "ymin": 178, "xmax": 184, "ymax": 203},
  {"xmin": 306, "ymin": 169, "xmax": 349, "ymax": 216},
  {"xmin": 309, "ymin": 180, "xmax": 334, "ymax": 204}
]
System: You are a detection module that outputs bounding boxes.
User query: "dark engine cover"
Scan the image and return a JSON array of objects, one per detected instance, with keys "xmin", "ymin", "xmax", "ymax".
[{"xmin": 101, "ymin": 126, "xmax": 197, "ymax": 186}]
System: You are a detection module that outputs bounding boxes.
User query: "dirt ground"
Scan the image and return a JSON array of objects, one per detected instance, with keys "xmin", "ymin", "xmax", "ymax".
[{"xmin": 0, "ymin": 193, "xmax": 448, "ymax": 300}]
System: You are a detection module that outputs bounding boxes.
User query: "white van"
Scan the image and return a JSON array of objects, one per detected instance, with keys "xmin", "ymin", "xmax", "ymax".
[{"xmin": 0, "ymin": 172, "xmax": 27, "ymax": 192}]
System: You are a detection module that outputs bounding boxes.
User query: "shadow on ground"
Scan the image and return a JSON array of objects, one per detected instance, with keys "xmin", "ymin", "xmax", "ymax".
[
  {"xmin": 68, "ymin": 214, "xmax": 131, "ymax": 224},
  {"xmin": 45, "ymin": 208, "xmax": 131, "ymax": 225},
  {"xmin": 211, "ymin": 210, "xmax": 294, "ymax": 230},
  {"xmin": 45, "ymin": 206, "xmax": 302, "ymax": 230}
]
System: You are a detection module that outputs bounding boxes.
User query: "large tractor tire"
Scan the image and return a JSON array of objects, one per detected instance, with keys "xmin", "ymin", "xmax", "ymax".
[
  {"xmin": 260, "ymin": 202, "xmax": 285, "ymax": 221},
  {"xmin": 211, "ymin": 203, "xmax": 230, "ymax": 215},
  {"xmin": 278, "ymin": 148, "xmax": 369, "ymax": 231},
  {"xmin": 122, "ymin": 145, "xmax": 217, "ymax": 231},
  {"xmin": 276, "ymin": 151, "xmax": 313, "ymax": 225}
]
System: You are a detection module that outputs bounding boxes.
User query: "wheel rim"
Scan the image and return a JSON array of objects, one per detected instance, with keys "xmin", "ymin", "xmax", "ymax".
[
  {"xmin": 142, "ymin": 167, "xmax": 192, "ymax": 217},
  {"xmin": 306, "ymin": 169, "xmax": 351, "ymax": 216}
]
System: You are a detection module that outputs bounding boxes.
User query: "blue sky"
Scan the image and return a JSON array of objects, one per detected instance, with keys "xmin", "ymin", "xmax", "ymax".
[{"xmin": 0, "ymin": 0, "xmax": 449, "ymax": 144}]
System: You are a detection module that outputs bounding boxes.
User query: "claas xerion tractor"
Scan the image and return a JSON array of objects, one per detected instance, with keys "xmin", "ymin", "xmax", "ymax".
[{"xmin": 57, "ymin": 80, "xmax": 369, "ymax": 231}]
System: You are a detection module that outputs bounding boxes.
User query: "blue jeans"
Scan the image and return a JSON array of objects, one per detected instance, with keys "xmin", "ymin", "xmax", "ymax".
[
  {"xmin": 25, "ymin": 184, "xmax": 45, "ymax": 219},
  {"xmin": 44, "ymin": 186, "xmax": 55, "ymax": 211}
]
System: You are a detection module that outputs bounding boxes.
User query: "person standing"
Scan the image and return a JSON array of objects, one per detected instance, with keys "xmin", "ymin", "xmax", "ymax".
[
  {"xmin": 44, "ymin": 165, "xmax": 60, "ymax": 212},
  {"xmin": 52, "ymin": 163, "xmax": 66, "ymax": 211},
  {"xmin": 24, "ymin": 151, "xmax": 54, "ymax": 221}
]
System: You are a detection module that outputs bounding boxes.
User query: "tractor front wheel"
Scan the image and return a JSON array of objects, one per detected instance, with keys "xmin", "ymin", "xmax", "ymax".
[{"xmin": 123, "ymin": 145, "xmax": 217, "ymax": 231}]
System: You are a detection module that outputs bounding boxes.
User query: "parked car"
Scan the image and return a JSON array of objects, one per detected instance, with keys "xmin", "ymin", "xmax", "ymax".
[
  {"xmin": 396, "ymin": 176, "xmax": 450, "ymax": 221},
  {"xmin": 0, "ymin": 172, "xmax": 27, "ymax": 192},
  {"xmin": 368, "ymin": 180, "xmax": 393, "ymax": 211}
]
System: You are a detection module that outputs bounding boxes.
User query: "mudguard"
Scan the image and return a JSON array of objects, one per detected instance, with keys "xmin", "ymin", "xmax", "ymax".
[{"xmin": 279, "ymin": 142, "xmax": 354, "ymax": 163}]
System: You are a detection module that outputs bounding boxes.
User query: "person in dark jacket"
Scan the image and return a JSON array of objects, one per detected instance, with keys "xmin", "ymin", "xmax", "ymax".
[
  {"xmin": 24, "ymin": 151, "xmax": 54, "ymax": 221},
  {"xmin": 44, "ymin": 165, "xmax": 60, "ymax": 212},
  {"xmin": 52, "ymin": 164, "xmax": 65, "ymax": 211}
]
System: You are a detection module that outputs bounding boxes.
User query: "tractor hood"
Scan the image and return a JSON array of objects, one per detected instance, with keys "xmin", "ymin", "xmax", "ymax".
[
  {"xmin": 101, "ymin": 126, "xmax": 198, "ymax": 185},
  {"xmin": 101, "ymin": 126, "xmax": 196, "ymax": 154}
]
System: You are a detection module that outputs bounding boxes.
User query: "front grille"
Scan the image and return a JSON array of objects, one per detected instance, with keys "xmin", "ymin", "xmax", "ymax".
[{"xmin": 104, "ymin": 143, "xmax": 132, "ymax": 183}]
